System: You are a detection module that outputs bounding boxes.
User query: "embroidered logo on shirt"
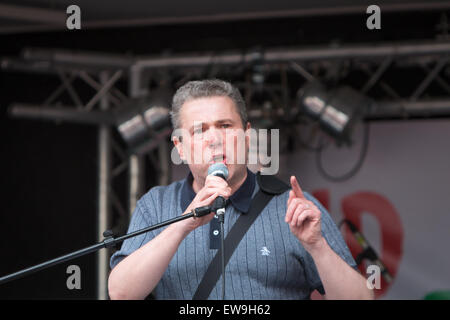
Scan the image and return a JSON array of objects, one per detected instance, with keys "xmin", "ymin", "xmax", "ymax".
[{"xmin": 260, "ymin": 246, "xmax": 271, "ymax": 256}]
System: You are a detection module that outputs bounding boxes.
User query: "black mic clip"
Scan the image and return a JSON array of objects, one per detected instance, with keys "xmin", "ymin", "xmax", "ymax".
[
  {"xmin": 190, "ymin": 197, "xmax": 228, "ymax": 219},
  {"xmin": 211, "ymin": 196, "xmax": 227, "ymax": 223},
  {"xmin": 192, "ymin": 206, "xmax": 213, "ymax": 218},
  {"xmin": 102, "ymin": 229, "xmax": 117, "ymax": 249},
  {"xmin": 211, "ymin": 197, "xmax": 227, "ymax": 212},
  {"xmin": 355, "ymin": 246, "xmax": 378, "ymax": 265}
]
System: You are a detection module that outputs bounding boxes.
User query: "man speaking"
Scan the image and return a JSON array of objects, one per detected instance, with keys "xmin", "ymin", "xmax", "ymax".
[{"xmin": 108, "ymin": 79, "xmax": 373, "ymax": 300}]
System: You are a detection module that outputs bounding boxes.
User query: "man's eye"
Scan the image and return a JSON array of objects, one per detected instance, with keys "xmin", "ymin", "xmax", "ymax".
[{"xmin": 221, "ymin": 124, "xmax": 231, "ymax": 128}]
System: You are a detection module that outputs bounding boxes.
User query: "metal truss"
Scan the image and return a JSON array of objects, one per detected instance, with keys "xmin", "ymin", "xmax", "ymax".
[
  {"xmin": 2, "ymin": 61, "xmax": 167, "ymax": 300},
  {"xmin": 287, "ymin": 53, "xmax": 450, "ymax": 119},
  {"xmin": 5, "ymin": 39, "xmax": 450, "ymax": 121}
]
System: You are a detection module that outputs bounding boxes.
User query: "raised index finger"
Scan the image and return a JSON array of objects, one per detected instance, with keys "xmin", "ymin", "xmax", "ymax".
[{"xmin": 290, "ymin": 176, "xmax": 305, "ymax": 199}]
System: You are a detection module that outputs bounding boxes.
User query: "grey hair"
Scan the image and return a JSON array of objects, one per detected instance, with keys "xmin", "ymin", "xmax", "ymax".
[{"xmin": 170, "ymin": 79, "xmax": 248, "ymax": 130}]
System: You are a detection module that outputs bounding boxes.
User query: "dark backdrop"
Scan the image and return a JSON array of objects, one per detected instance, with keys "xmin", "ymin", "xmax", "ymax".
[{"xmin": 0, "ymin": 73, "xmax": 98, "ymax": 298}]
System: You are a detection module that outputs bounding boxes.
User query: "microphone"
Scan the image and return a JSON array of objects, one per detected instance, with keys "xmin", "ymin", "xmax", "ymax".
[
  {"xmin": 342, "ymin": 219, "xmax": 393, "ymax": 283},
  {"xmin": 207, "ymin": 163, "xmax": 229, "ymax": 300},
  {"xmin": 207, "ymin": 163, "xmax": 229, "ymax": 213}
]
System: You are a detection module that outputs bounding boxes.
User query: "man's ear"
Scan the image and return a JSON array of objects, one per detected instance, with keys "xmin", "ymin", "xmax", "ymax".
[
  {"xmin": 172, "ymin": 135, "xmax": 185, "ymax": 161},
  {"xmin": 244, "ymin": 121, "xmax": 251, "ymax": 140}
]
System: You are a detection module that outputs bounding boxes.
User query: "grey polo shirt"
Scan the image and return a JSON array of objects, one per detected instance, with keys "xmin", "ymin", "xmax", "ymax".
[{"xmin": 110, "ymin": 169, "xmax": 357, "ymax": 299}]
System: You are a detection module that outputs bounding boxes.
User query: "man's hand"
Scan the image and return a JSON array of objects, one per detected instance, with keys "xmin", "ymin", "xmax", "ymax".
[
  {"xmin": 285, "ymin": 176, "xmax": 324, "ymax": 253},
  {"xmin": 179, "ymin": 175, "xmax": 231, "ymax": 234}
]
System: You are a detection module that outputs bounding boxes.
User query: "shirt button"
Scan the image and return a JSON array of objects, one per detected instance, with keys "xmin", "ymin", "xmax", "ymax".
[{"xmin": 213, "ymin": 230, "xmax": 219, "ymax": 236}]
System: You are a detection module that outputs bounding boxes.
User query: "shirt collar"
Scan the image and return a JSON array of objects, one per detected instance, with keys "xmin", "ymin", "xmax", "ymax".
[{"xmin": 180, "ymin": 168, "xmax": 256, "ymax": 214}]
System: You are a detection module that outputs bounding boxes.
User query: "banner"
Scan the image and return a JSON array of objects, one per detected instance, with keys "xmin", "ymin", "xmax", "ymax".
[{"xmin": 277, "ymin": 119, "xmax": 450, "ymax": 299}]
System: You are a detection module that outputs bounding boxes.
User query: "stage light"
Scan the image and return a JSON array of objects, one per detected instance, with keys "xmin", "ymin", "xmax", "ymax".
[
  {"xmin": 116, "ymin": 88, "xmax": 172, "ymax": 155},
  {"xmin": 298, "ymin": 81, "xmax": 371, "ymax": 145},
  {"xmin": 298, "ymin": 81, "xmax": 328, "ymax": 120}
]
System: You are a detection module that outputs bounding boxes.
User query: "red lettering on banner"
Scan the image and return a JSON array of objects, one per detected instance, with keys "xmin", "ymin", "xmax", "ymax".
[
  {"xmin": 312, "ymin": 189, "xmax": 330, "ymax": 212},
  {"xmin": 341, "ymin": 192, "xmax": 403, "ymax": 298},
  {"xmin": 310, "ymin": 190, "xmax": 403, "ymax": 299}
]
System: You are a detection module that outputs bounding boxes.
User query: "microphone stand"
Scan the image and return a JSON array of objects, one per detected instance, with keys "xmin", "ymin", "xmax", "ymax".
[
  {"xmin": 0, "ymin": 206, "xmax": 212, "ymax": 286},
  {"xmin": 339, "ymin": 219, "xmax": 393, "ymax": 283}
]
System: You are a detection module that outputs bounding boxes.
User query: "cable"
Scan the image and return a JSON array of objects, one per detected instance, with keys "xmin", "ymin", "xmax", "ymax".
[
  {"xmin": 290, "ymin": 115, "xmax": 330, "ymax": 152},
  {"xmin": 316, "ymin": 122, "xmax": 370, "ymax": 182},
  {"xmin": 297, "ymin": 123, "xmax": 331, "ymax": 152},
  {"xmin": 216, "ymin": 208, "xmax": 226, "ymax": 300},
  {"xmin": 220, "ymin": 217, "xmax": 225, "ymax": 300}
]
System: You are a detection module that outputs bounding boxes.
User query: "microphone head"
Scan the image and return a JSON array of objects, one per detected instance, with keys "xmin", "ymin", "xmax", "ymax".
[{"xmin": 207, "ymin": 163, "xmax": 229, "ymax": 180}]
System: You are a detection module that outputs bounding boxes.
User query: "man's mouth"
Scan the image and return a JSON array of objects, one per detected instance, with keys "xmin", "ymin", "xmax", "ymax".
[{"xmin": 210, "ymin": 154, "xmax": 226, "ymax": 164}]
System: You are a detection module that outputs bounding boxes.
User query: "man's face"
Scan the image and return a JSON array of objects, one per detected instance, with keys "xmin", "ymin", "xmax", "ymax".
[{"xmin": 173, "ymin": 96, "xmax": 250, "ymax": 186}]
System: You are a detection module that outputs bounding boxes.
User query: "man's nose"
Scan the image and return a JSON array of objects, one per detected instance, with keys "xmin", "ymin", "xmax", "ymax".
[{"xmin": 204, "ymin": 126, "xmax": 223, "ymax": 147}]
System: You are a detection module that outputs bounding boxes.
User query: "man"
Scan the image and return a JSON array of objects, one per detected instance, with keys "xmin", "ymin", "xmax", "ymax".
[{"xmin": 108, "ymin": 79, "xmax": 373, "ymax": 300}]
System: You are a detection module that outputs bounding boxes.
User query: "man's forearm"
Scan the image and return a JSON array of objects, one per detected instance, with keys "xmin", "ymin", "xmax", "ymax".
[
  {"xmin": 108, "ymin": 223, "xmax": 188, "ymax": 300},
  {"xmin": 308, "ymin": 237, "xmax": 374, "ymax": 300}
]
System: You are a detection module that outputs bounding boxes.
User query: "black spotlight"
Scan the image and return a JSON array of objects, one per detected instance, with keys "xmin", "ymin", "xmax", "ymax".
[
  {"xmin": 116, "ymin": 88, "xmax": 172, "ymax": 155},
  {"xmin": 298, "ymin": 81, "xmax": 372, "ymax": 146}
]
